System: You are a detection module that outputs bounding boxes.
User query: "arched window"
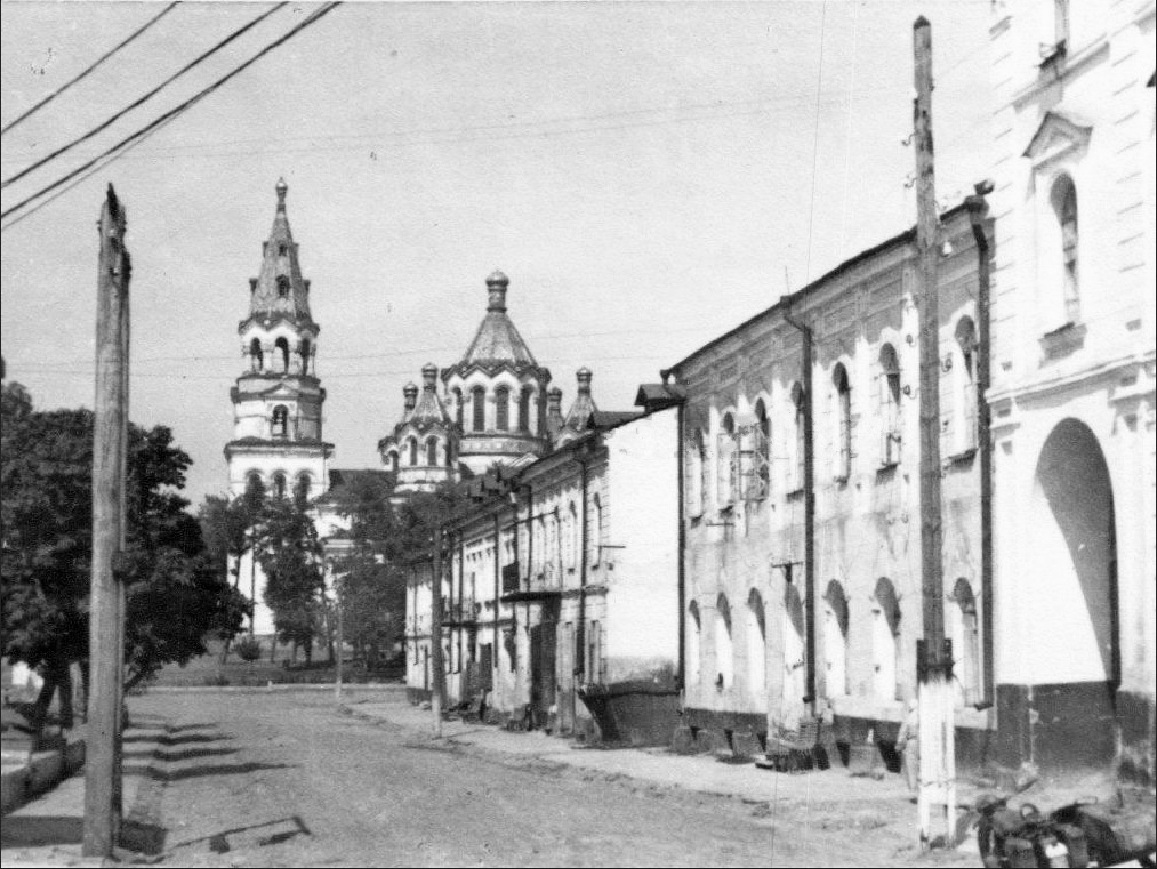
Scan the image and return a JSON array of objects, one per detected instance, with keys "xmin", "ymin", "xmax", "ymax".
[
  {"xmin": 445, "ymin": 437, "xmax": 454, "ymax": 467},
  {"xmin": 495, "ymin": 387, "xmax": 510, "ymax": 432},
  {"xmin": 472, "ymin": 386, "xmax": 485, "ymax": 433},
  {"xmin": 293, "ymin": 472, "xmax": 311, "ymax": 506},
  {"xmin": 687, "ymin": 601, "xmax": 702, "ymax": 689},
  {"xmin": 278, "ymin": 242, "xmax": 288, "ymax": 257},
  {"xmin": 426, "ymin": 436, "xmax": 438, "ymax": 467},
  {"xmin": 271, "ymin": 404, "xmax": 289, "ymax": 439},
  {"xmin": 276, "ymin": 275, "xmax": 290, "ymax": 298},
  {"xmin": 386, "ymin": 450, "xmax": 398, "ymax": 473},
  {"xmin": 754, "ymin": 398, "xmax": 770, "ymax": 496},
  {"xmin": 877, "ymin": 345, "xmax": 902, "ymax": 466},
  {"xmin": 824, "ymin": 581, "xmax": 851, "ymax": 697},
  {"xmin": 951, "ymin": 578, "xmax": 982, "ymax": 706},
  {"xmin": 790, "ymin": 383, "xmax": 806, "ymax": 490},
  {"xmin": 249, "ymin": 338, "xmax": 264, "ymax": 373},
  {"xmin": 833, "ymin": 364, "xmax": 852, "ymax": 480},
  {"xmin": 566, "ymin": 502, "xmax": 579, "ymax": 569},
  {"xmin": 274, "ymin": 337, "xmax": 290, "ymax": 373},
  {"xmin": 746, "ymin": 589, "xmax": 766, "ymax": 698},
  {"xmin": 272, "ymin": 472, "xmax": 287, "ymax": 500},
  {"xmin": 452, "ymin": 387, "xmax": 464, "ymax": 430},
  {"xmin": 873, "ymin": 577, "xmax": 902, "ymax": 701},
  {"xmin": 1054, "ymin": 176, "xmax": 1079, "ymax": 322},
  {"xmin": 300, "ymin": 338, "xmax": 311, "ymax": 376},
  {"xmin": 718, "ymin": 412, "xmax": 737, "ymax": 506},
  {"xmin": 408, "ymin": 437, "xmax": 418, "ymax": 467},
  {"xmin": 954, "ymin": 317, "xmax": 978, "ymax": 453},
  {"xmin": 714, "ymin": 594, "xmax": 733, "ymax": 691},
  {"xmin": 783, "ymin": 581, "xmax": 806, "ymax": 705},
  {"xmin": 519, "ymin": 386, "xmax": 533, "ymax": 433},
  {"xmin": 687, "ymin": 429, "xmax": 708, "ymax": 517},
  {"xmin": 244, "ymin": 471, "xmax": 264, "ymax": 509}
]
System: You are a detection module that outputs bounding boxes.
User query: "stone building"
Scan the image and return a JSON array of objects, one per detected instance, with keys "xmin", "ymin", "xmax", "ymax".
[
  {"xmin": 668, "ymin": 205, "xmax": 996, "ymax": 766},
  {"xmin": 225, "ymin": 180, "xmax": 334, "ymax": 635},
  {"xmin": 986, "ymin": 0, "xmax": 1155, "ymax": 778}
]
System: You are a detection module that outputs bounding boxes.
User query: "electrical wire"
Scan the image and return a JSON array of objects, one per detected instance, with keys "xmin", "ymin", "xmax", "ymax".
[
  {"xmin": 1, "ymin": 2, "xmax": 180, "ymax": 137},
  {"xmin": 0, "ymin": 2, "xmax": 342, "ymax": 223},
  {"xmin": 3, "ymin": 3, "xmax": 288, "ymax": 189}
]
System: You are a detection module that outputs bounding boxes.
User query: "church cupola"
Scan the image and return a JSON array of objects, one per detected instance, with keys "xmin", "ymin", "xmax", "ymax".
[
  {"xmin": 384, "ymin": 362, "xmax": 458, "ymax": 494},
  {"xmin": 557, "ymin": 367, "xmax": 597, "ymax": 446},
  {"xmin": 442, "ymin": 270, "xmax": 553, "ymax": 474}
]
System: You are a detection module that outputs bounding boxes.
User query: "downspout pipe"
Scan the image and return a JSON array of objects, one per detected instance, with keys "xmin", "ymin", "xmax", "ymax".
[
  {"xmin": 674, "ymin": 385, "xmax": 687, "ymax": 693},
  {"xmin": 783, "ymin": 307, "xmax": 817, "ymax": 716},
  {"xmin": 966, "ymin": 183, "xmax": 995, "ymax": 708},
  {"xmin": 576, "ymin": 452, "xmax": 590, "ymax": 685}
]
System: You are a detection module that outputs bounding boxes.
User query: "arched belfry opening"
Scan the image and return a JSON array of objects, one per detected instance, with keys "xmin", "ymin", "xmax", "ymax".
[{"xmin": 1032, "ymin": 418, "xmax": 1119, "ymax": 686}]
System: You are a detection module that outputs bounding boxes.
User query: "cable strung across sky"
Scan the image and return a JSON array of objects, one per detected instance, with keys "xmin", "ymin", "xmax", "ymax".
[
  {"xmin": 0, "ymin": 2, "xmax": 342, "ymax": 223},
  {"xmin": 2, "ymin": 3, "xmax": 287, "ymax": 190},
  {"xmin": 0, "ymin": 2, "xmax": 179, "ymax": 137}
]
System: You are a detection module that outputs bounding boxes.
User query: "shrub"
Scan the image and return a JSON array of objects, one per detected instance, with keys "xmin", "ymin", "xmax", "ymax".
[{"xmin": 235, "ymin": 636, "xmax": 262, "ymax": 662}]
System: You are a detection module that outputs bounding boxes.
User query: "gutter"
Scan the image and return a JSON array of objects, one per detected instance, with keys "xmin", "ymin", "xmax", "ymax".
[
  {"xmin": 782, "ymin": 307, "xmax": 817, "ymax": 717},
  {"xmin": 966, "ymin": 183, "xmax": 996, "ymax": 709}
]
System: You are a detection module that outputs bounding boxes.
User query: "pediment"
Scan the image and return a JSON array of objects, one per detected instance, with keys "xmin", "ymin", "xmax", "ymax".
[
  {"xmin": 260, "ymin": 382, "xmax": 305, "ymax": 399},
  {"xmin": 1023, "ymin": 111, "xmax": 1092, "ymax": 168}
]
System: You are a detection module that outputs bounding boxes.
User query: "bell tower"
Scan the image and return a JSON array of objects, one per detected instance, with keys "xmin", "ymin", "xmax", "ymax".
[{"xmin": 225, "ymin": 178, "xmax": 333, "ymax": 504}]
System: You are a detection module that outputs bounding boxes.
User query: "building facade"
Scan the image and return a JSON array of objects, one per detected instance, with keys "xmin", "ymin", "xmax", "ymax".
[
  {"xmin": 670, "ymin": 206, "xmax": 996, "ymax": 766},
  {"xmin": 986, "ymin": 0, "xmax": 1156, "ymax": 777},
  {"xmin": 224, "ymin": 180, "xmax": 334, "ymax": 635},
  {"xmin": 405, "ymin": 396, "xmax": 681, "ymax": 744}
]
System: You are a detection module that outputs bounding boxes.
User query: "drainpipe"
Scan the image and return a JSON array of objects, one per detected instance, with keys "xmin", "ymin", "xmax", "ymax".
[
  {"xmin": 575, "ymin": 450, "xmax": 591, "ymax": 727},
  {"xmin": 966, "ymin": 183, "xmax": 995, "ymax": 709},
  {"xmin": 494, "ymin": 511, "xmax": 501, "ymax": 692},
  {"xmin": 665, "ymin": 370, "xmax": 687, "ymax": 694},
  {"xmin": 783, "ymin": 307, "xmax": 817, "ymax": 716}
]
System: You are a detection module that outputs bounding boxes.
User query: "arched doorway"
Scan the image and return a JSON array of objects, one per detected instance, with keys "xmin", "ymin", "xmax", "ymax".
[{"xmin": 1031, "ymin": 419, "xmax": 1119, "ymax": 686}]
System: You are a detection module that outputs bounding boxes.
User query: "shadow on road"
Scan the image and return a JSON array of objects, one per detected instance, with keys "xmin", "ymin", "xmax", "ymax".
[
  {"xmin": 123, "ymin": 732, "xmax": 229, "ymax": 745},
  {"xmin": 0, "ymin": 816, "xmax": 82, "ymax": 848},
  {"xmin": 168, "ymin": 815, "xmax": 311, "ymax": 854},
  {"xmin": 122, "ymin": 761, "xmax": 298, "ymax": 782}
]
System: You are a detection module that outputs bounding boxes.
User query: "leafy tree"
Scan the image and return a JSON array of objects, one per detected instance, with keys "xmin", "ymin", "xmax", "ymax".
[
  {"xmin": 1, "ymin": 377, "xmax": 241, "ymax": 725},
  {"xmin": 258, "ymin": 496, "xmax": 325, "ymax": 663}
]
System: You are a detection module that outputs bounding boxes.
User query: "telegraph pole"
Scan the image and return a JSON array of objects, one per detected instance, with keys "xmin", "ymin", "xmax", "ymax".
[
  {"xmin": 84, "ymin": 185, "xmax": 130, "ymax": 858},
  {"xmin": 429, "ymin": 526, "xmax": 445, "ymax": 738},
  {"xmin": 913, "ymin": 16, "xmax": 956, "ymax": 849}
]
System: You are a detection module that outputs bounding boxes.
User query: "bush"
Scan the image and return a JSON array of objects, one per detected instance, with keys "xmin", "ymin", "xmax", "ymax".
[{"xmin": 235, "ymin": 636, "xmax": 262, "ymax": 662}]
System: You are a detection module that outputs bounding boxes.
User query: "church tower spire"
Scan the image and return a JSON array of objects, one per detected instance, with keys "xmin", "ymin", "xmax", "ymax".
[{"xmin": 225, "ymin": 181, "xmax": 334, "ymax": 632}]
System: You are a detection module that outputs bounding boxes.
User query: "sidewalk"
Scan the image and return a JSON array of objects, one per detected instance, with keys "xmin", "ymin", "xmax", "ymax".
[
  {"xmin": 342, "ymin": 695, "xmax": 978, "ymax": 858},
  {"xmin": 0, "ymin": 715, "xmax": 169, "ymax": 869}
]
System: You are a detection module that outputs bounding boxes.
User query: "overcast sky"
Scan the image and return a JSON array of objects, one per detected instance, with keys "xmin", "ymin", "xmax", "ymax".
[{"xmin": 1, "ymin": 1, "xmax": 994, "ymax": 506}]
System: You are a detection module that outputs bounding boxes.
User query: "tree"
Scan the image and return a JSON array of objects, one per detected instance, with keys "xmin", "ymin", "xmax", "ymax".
[
  {"xmin": 258, "ymin": 497, "xmax": 324, "ymax": 663},
  {"xmin": 1, "ymin": 378, "xmax": 242, "ymax": 725}
]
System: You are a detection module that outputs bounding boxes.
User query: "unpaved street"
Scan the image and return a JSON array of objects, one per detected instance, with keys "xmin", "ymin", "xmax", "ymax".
[{"xmin": 121, "ymin": 689, "xmax": 964, "ymax": 868}]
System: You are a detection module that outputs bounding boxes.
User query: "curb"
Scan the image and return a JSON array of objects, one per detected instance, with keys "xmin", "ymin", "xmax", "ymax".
[{"xmin": 1, "ymin": 735, "xmax": 87, "ymax": 816}]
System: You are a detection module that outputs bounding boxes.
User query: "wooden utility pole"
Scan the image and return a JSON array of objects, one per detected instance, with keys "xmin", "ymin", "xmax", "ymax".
[
  {"xmin": 334, "ymin": 572, "xmax": 345, "ymax": 700},
  {"xmin": 84, "ymin": 184, "xmax": 130, "ymax": 858},
  {"xmin": 430, "ymin": 526, "xmax": 445, "ymax": 738},
  {"xmin": 912, "ymin": 16, "xmax": 956, "ymax": 850}
]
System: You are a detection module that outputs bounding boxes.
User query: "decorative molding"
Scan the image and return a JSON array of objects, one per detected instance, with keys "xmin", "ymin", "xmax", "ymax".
[{"xmin": 1023, "ymin": 111, "xmax": 1093, "ymax": 170}]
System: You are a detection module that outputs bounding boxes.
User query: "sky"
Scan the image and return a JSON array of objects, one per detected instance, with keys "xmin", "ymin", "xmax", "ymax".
[{"xmin": 0, "ymin": 1, "xmax": 996, "ymax": 507}]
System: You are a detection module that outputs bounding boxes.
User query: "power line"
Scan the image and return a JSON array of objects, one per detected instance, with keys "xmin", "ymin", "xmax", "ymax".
[
  {"xmin": 3, "ymin": 3, "xmax": 287, "ymax": 190},
  {"xmin": 0, "ymin": 2, "xmax": 342, "ymax": 223},
  {"xmin": 1, "ymin": 3, "xmax": 180, "ymax": 137}
]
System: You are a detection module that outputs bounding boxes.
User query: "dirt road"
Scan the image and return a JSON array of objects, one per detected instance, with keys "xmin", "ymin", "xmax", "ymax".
[{"xmin": 122, "ymin": 689, "xmax": 967, "ymax": 867}]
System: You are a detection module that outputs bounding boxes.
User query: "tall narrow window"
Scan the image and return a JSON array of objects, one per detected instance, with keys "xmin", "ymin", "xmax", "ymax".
[
  {"xmin": 824, "ymin": 581, "xmax": 851, "ymax": 698},
  {"xmin": 519, "ymin": 386, "xmax": 533, "ymax": 433},
  {"xmin": 878, "ymin": 345, "xmax": 902, "ymax": 467},
  {"xmin": 300, "ymin": 338, "xmax": 311, "ymax": 376},
  {"xmin": 249, "ymin": 338, "xmax": 264, "ymax": 373},
  {"xmin": 495, "ymin": 387, "xmax": 510, "ymax": 432},
  {"xmin": 955, "ymin": 317, "xmax": 978, "ymax": 453},
  {"xmin": 687, "ymin": 601, "xmax": 702, "ymax": 689},
  {"xmin": 833, "ymin": 364, "xmax": 852, "ymax": 480},
  {"xmin": 568, "ymin": 502, "xmax": 579, "ymax": 570},
  {"xmin": 294, "ymin": 473, "xmax": 311, "ymax": 507},
  {"xmin": 1057, "ymin": 177, "xmax": 1079, "ymax": 322},
  {"xmin": 746, "ymin": 590, "xmax": 766, "ymax": 698},
  {"xmin": 714, "ymin": 594, "xmax": 733, "ymax": 691},
  {"xmin": 592, "ymin": 494, "xmax": 603, "ymax": 566},
  {"xmin": 472, "ymin": 386, "xmax": 485, "ymax": 433},
  {"xmin": 717, "ymin": 412, "xmax": 737, "ymax": 506},
  {"xmin": 754, "ymin": 398, "xmax": 770, "ymax": 497},
  {"xmin": 783, "ymin": 581, "xmax": 806, "ymax": 706},
  {"xmin": 271, "ymin": 404, "xmax": 288, "ymax": 438},
  {"xmin": 791, "ymin": 383, "xmax": 806, "ymax": 490},
  {"xmin": 452, "ymin": 387, "xmax": 464, "ymax": 430},
  {"xmin": 873, "ymin": 577, "xmax": 902, "ymax": 701},
  {"xmin": 426, "ymin": 436, "xmax": 438, "ymax": 467},
  {"xmin": 952, "ymin": 578, "xmax": 982, "ymax": 706},
  {"xmin": 408, "ymin": 437, "xmax": 418, "ymax": 467},
  {"xmin": 276, "ymin": 275, "xmax": 290, "ymax": 299},
  {"xmin": 692, "ymin": 429, "xmax": 708, "ymax": 516},
  {"xmin": 386, "ymin": 450, "xmax": 398, "ymax": 472},
  {"xmin": 274, "ymin": 337, "xmax": 290, "ymax": 373},
  {"xmin": 272, "ymin": 472, "xmax": 287, "ymax": 500}
]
